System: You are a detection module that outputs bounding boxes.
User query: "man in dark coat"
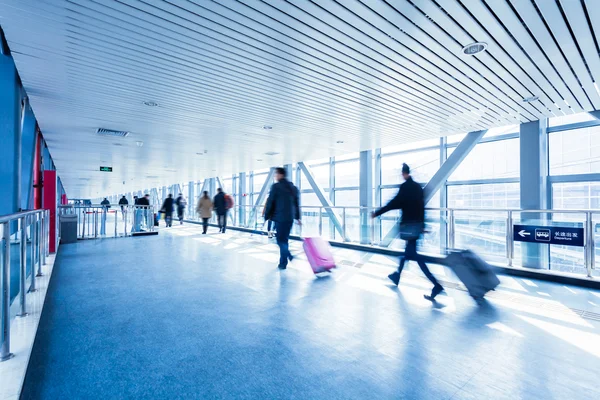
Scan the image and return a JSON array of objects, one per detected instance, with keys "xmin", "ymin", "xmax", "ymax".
[
  {"xmin": 161, "ymin": 194, "xmax": 175, "ymax": 228},
  {"xmin": 265, "ymin": 167, "xmax": 301, "ymax": 270},
  {"xmin": 372, "ymin": 163, "xmax": 443, "ymax": 301},
  {"xmin": 213, "ymin": 188, "xmax": 227, "ymax": 233},
  {"xmin": 175, "ymin": 194, "xmax": 186, "ymax": 225},
  {"xmin": 118, "ymin": 195, "xmax": 128, "ymax": 220}
]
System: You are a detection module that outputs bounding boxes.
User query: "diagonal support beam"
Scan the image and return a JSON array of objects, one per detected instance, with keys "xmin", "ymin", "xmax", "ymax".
[
  {"xmin": 589, "ymin": 110, "xmax": 600, "ymax": 120},
  {"xmin": 298, "ymin": 162, "xmax": 345, "ymax": 239},
  {"xmin": 247, "ymin": 168, "xmax": 275, "ymax": 227},
  {"xmin": 380, "ymin": 130, "xmax": 487, "ymax": 247}
]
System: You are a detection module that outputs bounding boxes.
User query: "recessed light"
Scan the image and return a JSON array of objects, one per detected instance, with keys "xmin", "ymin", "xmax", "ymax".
[
  {"xmin": 265, "ymin": 151, "xmax": 279, "ymax": 156},
  {"xmin": 257, "ymin": 159, "xmax": 263, "ymax": 161},
  {"xmin": 336, "ymin": 140, "xmax": 344, "ymax": 144},
  {"xmin": 136, "ymin": 141, "xmax": 144, "ymax": 147},
  {"xmin": 523, "ymin": 95, "xmax": 539, "ymax": 103},
  {"xmin": 143, "ymin": 101, "xmax": 158, "ymax": 107},
  {"xmin": 263, "ymin": 125, "xmax": 273, "ymax": 130},
  {"xmin": 462, "ymin": 42, "xmax": 487, "ymax": 56}
]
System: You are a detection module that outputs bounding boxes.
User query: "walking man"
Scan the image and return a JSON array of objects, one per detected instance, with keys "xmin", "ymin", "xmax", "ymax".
[
  {"xmin": 265, "ymin": 167, "xmax": 301, "ymax": 270},
  {"xmin": 213, "ymin": 188, "xmax": 228, "ymax": 233},
  {"xmin": 372, "ymin": 163, "xmax": 443, "ymax": 301}
]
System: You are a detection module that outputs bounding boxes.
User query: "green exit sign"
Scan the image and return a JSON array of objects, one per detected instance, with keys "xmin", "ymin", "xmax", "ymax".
[{"xmin": 99, "ymin": 166, "xmax": 113, "ymax": 172}]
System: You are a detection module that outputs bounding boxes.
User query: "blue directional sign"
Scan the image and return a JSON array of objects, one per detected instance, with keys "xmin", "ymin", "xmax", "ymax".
[{"xmin": 513, "ymin": 225, "xmax": 584, "ymax": 247}]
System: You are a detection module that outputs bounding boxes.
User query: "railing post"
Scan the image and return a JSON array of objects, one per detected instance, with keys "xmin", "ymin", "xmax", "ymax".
[
  {"xmin": 318, "ymin": 207, "xmax": 323, "ymax": 236},
  {"xmin": 36, "ymin": 213, "xmax": 43, "ymax": 277},
  {"xmin": 46, "ymin": 209, "xmax": 50, "ymax": 256},
  {"xmin": 29, "ymin": 214, "xmax": 37, "ymax": 293},
  {"xmin": 1, "ymin": 222, "xmax": 14, "ymax": 361},
  {"xmin": 41, "ymin": 212, "xmax": 46, "ymax": 266},
  {"xmin": 370, "ymin": 209, "xmax": 375, "ymax": 245},
  {"xmin": 115, "ymin": 208, "xmax": 118, "ymax": 237},
  {"xmin": 506, "ymin": 210, "xmax": 513, "ymax": 267},
  {"xmin": 342, "ymin": 208, "xmax": 347, "ymax": 242},
  {"xmin": 585, "ymin": 212, "xmax": 594, "ymax": 278},
  {"xmin": 448, "ymin": 209, "xmax": 455, "ymax": 250},
  {"xmin": 18, "ymin": 216, "xmax": 28, "ymax": 317},
  {"xmin": 82, "ymin": 209, "xmax": 86, "ymax": 238}
]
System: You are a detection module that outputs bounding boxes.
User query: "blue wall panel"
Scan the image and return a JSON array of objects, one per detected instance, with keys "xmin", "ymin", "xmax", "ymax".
[
  {"xmin": 0, "ymin": 53, "xmax": 20, "ymax": 216},
  {"xmin": 20, "ymin": 102, "xmax": 36, "ymax": 210}
]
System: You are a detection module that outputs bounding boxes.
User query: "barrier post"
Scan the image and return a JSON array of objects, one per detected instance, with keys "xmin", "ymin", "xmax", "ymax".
[
  {"xmin": 18, "ymin": 216, "xmax": 27, "ymax": 317},
  {"xmin": 1, "ymin": 222, "xmax": 14, "ymax": 361}
]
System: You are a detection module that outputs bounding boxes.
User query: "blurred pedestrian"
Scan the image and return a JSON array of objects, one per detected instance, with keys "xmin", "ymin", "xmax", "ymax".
[
  {"xmin": 161, "ymin": 194, "xmax": 174, "ymax": 228},
  {"xmin": 176, "ymin": 193, "xmax": 187, "ymax": 225},
  {"xmin": 265, "ymin": 167, "xmax": 301, "ymax": 270},
  {"xmin": 118, "ymin": 195, "xmax": 128, "ymax": 220},
  {"xmin": 213, "ymin": 188, "xmax": 228, "ymax": 233},
  {"xmin": 196, "ymin": 191, "xmax": 213, "ymax": 234},
  {"xmin": 372, "ymin": 163, "xmax": 443, "ymax": 301}
]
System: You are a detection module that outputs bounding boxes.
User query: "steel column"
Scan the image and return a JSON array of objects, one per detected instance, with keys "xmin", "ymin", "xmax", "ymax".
[
  {"xmin": 359, "ymin": 150, "xmax": 373, "ymax": 244},
  {"xmin": 18, "ymin": 216, "xmax": 27, "ymax": 316},
  {"xmin": 1, "ymin": 222, "xmax": 13, "ymax": 361},
  {"xmin": 238, "ymin": 173, "xmax": 247, "ymax": 226}
]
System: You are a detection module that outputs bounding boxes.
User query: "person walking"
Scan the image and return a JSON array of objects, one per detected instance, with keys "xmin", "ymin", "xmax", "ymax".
[
  {"xmin": 100, "ymin": 197, "xmax": 110, "ymax": 235},
  {"xmin": 176, "ymin": 193, "xmax": 187, "ymax": 225},
  {"xmin": 196, "ymin": 191, "xmax": 213, "ymax": 234},
  {"xmin": 161, "ymin": 194, "xmax": 175, "ymax": 228},
  {"xmin": 118, "ymin": 195, "xmax": 128, "ymax": 220},
  {"xmin": 137, "ymin": 194, "xmax": 151, "ymax": 231},
  {"xmin": 265, "ymin": 167, "xmax": 301, "ymax": 270},
  {"xmin": 213, "ymin": 188, "xmax": 228, "ymax": 233},
  {"xmin": 372, "ymin": 163, "xmax": 443, "ymax": 301}
]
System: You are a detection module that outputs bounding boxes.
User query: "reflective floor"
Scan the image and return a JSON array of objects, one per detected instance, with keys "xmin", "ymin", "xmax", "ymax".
[{"xmin": 21, "ymin": 224, "xmax": 600, "ymax": 399}]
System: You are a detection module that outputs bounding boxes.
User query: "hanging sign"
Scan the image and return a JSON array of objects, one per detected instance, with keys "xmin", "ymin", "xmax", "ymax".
[{"xmin": 99, "ymin": 166, "xmax": 113, "ymax": 172}]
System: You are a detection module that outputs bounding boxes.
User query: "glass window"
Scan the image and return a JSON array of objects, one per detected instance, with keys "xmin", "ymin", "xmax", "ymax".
[
  {"xmin": 484, "ymin": 124, "xmax": 518, "ymax": 137},
  {"xmin": 549, "ymin": 125, "xmax": 600, "ymax": 175},
  {"xmin": 252, "ymin": 173, "xmax": 270, "ymax": 193},
  {"xmin": 301, "ymin": 191, "xmax": 322, "ymax": 207},
  {"xmin": 300, "ymin": 164, "xmax": 330, "ymax": 190},
  {"xmin": 381, "ymin": 149, "xmax": 439, "ymax": 185},
  {"xmin": 334, "ymin": 189, "xmax": 358, "ymax": 207},
  {"xmin": 334, "ymin": 160, "xmax": 359, "ymax": 187},
  {"xmin": 449, "ymin": 138, "xmax": 519, "ymax": 181},
  {"xmin": 381, "ymin": 137, "xmax": 440, "ymax": 154},
  {"xmin": 447, "ymin": 183, "xmax": 520, "ymax": 209},
  {"xmin": 549, "ymin": 111, "xmax": 595, "ymax": 127},
  {"xmin": 552, "ymin": 181, "xmax": 600, "ymax": 210},
  {"xmin": 335, "ymin": 153, "xmax": 359, "ymax": 162}
]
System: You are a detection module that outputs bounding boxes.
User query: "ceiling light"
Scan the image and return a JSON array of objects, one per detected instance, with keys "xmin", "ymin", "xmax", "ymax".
[
  {"xmin": 136, "ymin": 141, "xmax": 144, "ymax": 147},
  {"xmin": 336, "ymin": 140, "xmax": 344, "ymax": 144},
  {"xmin": 257, "ymin": 159, "xmax": 263, "ymax": 161},
  {"xmin": 263, "ymin": 125, "xmax": 273, "ymax": 130},
  {"xmin": 462, "ymin": 42, "xmax": 487, "ymax": 56},
  {"xmin": 143, "ymin": 101, "xmax": 158, "ymax": 107},
  {"xmin": 265, "ymin": 151, "xmax": 279, "ymax": 156},
  {"xmin": 196, "ymin": 152, "xmax": 203, "ymax": 155},
  {"xmin": 523, "ymin": 95, "xmax": 539, "ymax": 103}
]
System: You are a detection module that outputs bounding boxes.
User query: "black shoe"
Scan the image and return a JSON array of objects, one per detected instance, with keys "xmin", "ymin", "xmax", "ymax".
[
  {"xmin": 388, "ymin": 271, "xmax": 400, "ymax": 286},
  {"xmin": 278, "ymin": 265, "xmax": 287, "ymax": 270},
  {"xmin": 202, "ymin": 232, "xmax": 207, "ymax": 234},
  {"xmin": 424, "ymin": 284, "xmax": 444, "ymax": 301}
]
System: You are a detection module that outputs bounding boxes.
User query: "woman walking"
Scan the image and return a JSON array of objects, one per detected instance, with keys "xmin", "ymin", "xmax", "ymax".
[{"xmin": 196, "ymin": 191, "xmax": 213, "ymax": 234}]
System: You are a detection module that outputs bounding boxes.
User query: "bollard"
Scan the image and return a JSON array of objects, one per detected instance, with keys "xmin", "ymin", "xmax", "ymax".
[
  {"xmin": 36, "ymin": 214, "xmax": 43, "ymax": 277},
  {"xmin": 29, "ymin": 214, "xmax": 37, "ymax": 293},
  {"xmin": 18, "ymin": 216, "xmax": 28, "ymax": 317},
  {"xmin": 1, "ymin": 222, "xmax": 14, "ymax": 361}
]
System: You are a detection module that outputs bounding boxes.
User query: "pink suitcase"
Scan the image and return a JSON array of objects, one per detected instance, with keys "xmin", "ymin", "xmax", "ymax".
[{"xmin": 303, "ymin": 237, "xmax": 336, "ymax": 274}]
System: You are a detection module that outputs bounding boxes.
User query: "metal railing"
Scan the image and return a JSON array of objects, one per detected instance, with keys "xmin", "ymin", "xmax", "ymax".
[
  {"xmin": 186, "ymin": 205, "xmax": 599, "ymax": 278},
  {"xmin": 58, "ymin": 204, "xmax": 157, "ymax": 239},
  {"xmin": 1, "ymin": 209, "xmax": 50, "ymax": 362}
]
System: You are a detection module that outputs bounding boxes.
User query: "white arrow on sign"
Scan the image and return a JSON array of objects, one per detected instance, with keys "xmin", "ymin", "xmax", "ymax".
[{"xmin": 518, "ymin": 230, "xmax": 531, "ymax": 238}]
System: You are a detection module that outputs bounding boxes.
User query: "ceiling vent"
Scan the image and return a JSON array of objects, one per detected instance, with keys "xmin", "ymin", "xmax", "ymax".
[
  {"xmin": 265, "ymin": 151, "xmax": 279, "ymax": 156},
  {"xmin": 96, "ymin": 128, "xmax": 129, "ymax": 137}
]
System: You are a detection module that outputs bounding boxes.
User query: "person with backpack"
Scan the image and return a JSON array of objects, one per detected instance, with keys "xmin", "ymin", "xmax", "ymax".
[
  {"xmin": 372, "ymin": 163, "xmax": 443, "ymax": 301},
  {"xmin": 265, "ymin": 167, "xmax": 301, "ymax": 270},
  {"xmin": 213, "ymin": 188, "xmax": 229, "ymax": 233},
  {"xmin": 176, "ymin": 193, "xmax": 187, "ymax": 225}
]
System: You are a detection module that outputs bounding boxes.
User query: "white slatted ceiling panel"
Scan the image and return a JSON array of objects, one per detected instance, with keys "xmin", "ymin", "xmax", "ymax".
[{"xmin": 0, "ymin": 0, "xmax": 599, "ymax": 198}]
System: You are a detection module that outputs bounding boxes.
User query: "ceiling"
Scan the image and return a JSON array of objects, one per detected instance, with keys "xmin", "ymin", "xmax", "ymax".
[{"xmin": 1, "ymin": 0, "xmax": 599, "ymax": 198}]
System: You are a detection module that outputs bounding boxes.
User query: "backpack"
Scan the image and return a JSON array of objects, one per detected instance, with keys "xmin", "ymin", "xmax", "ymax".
[{"xmin": 225, "ymin": 194, "xmax": 234, "ymax": 210}]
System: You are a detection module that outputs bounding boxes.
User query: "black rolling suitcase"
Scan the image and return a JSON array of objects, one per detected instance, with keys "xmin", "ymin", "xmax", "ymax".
[{"xmin": 445, "ymin": 250, "xmax": 500, "ymax": 300}]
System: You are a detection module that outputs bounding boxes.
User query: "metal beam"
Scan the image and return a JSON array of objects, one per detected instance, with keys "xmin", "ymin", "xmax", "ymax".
[
  {"xmin": 380, "ymin": 130, "xmax": 486, "ymax": 247},
  {"xmin": 238, "ymin": 172, "xmax": 247, "ymax": 226},
  {"xmin": 247, "ymin": 168, "xmax": 275, "ymax": 227},
  {"xmin": 216, "ymin": 177, "xmax": 225, "ymax": 192},
  {"xmin": 298, "ymin": 162, "xmax": 345, "ymax": 239},
  {"xmin": 589, "ymin": 110, "xmax": 600, "ymax": 120},
  {"xmin": 359, "ymin": 150, "xmax": 373, "ymax": 244}
]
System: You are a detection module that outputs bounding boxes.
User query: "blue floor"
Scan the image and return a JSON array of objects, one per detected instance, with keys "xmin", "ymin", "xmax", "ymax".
[{"xmin": 21, "ymin": 226, "xmax": 600, "ymax": 399}]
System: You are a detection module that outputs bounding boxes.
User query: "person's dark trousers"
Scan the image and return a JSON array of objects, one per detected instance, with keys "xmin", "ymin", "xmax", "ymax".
[
  {"xmin": 202, "ymin": 218, "xmax": 209, "ymax": 234},
  {"xmin": 397, "ymin": 239, "xmax": 441, "ymax": 288},
  {"xmin": 165, "ymin": 213, "xmax": 173, "ymax": 227},
  {"xmin": 218, "ymin": 213, "xmax": 227, "ymax": 233},
  {"xmin": 177, "ymin": 207, "xmax": 184, "ymax": 223},
  {"xmin": 267, "ymin": 220, "xmax": 276, "ymax": 231},
  {"xmin": 275, "ymin": 221, "xmax": 293, "ymax": 269}
]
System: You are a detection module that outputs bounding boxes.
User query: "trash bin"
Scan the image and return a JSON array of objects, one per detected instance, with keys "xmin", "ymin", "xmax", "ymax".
[{"xmin": 60, "ymin": 214, "xmax": 78, "ymax": 244}]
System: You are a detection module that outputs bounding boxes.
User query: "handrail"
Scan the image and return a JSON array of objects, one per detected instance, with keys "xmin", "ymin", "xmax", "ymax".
[{"xmin": 0, "ymin": 209, "xmax": 46, "ymax": 224}]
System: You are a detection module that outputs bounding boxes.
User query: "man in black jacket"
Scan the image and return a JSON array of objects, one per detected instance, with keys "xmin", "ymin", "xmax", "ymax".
[
  {"xmin": 213, "ymin": 188, "xmax": 227, "ymax": 233},
  {"xmin": 372, "ymin": 163, "xmax": 443, "ymax": 301},
  {"xmin": 118, "ymin": 195, "xmax": 128, "ymax": 220},
  {"xmin": 265, "ymin": 167, "xmax": 301, "ymax": 270}
]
